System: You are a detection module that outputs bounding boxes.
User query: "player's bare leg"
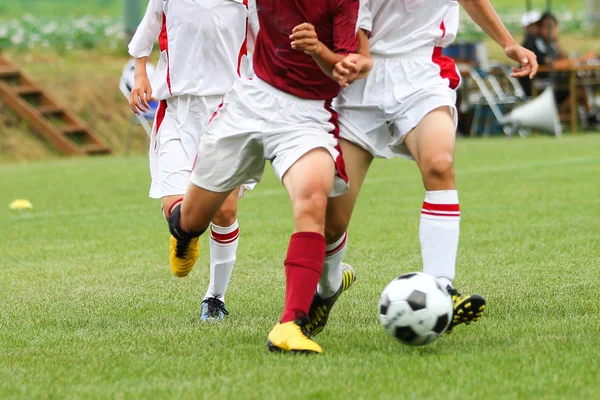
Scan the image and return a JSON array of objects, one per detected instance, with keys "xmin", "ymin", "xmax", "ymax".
[
  {"xmin": 267, "ymin": 148, "xmax": 335, "ymax": 354},
  {"xmin": 167, "ymin": 184, "xmax": 233, "ymax": 280},
  {"xmin": 306, "ymin": 139, "xmax": 373, "ymax": 336},
  {"xmin": 201, "ymin": 188, "xmax": 241, "ymax": 321},
  {"xmin": 161, "ymin": 196, "xmax": 182, "ymax": 220},
  {"xmin": 404, "ymin": 106, "xmax": 485, "ymax": 332}
]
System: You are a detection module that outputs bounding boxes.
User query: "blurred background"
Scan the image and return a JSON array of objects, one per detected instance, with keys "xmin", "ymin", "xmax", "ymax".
[{"xmin": 0, "ymin": 0, "xmax": 599, "ymax": 161}]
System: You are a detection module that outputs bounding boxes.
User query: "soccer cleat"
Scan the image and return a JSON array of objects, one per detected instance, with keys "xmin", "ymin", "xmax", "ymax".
[
  {"xmin": 267, "ymin": 316, "xmax": 322, "ymax": 354},
  {"xmin": 306, "ymin": 263, "xmax": 356, "ymax": 336},
  {"xmin": 169, "ymin": 235, "xmax": 199, "ymax": 277},
  {"xmin": 200, "ymin": 297, "xmax": 229, "ymax": 322},
  {"xmin": 445, "ymin": 286, "xmax": 486, "ymax": 333}
]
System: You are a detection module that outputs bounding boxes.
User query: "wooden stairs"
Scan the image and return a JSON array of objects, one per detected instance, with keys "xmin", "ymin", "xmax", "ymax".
[{"xmin": 0, "ymin": 54, "xmax": 111, "ymax": 155}]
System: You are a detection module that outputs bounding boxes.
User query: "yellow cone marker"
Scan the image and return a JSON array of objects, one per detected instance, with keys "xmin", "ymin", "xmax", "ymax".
[{"xmin": 9, "ymin": 199, "xmax": 33, "ymax": 210}]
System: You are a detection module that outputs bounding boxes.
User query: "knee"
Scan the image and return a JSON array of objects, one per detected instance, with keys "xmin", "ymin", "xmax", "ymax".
[
  {"xmin": 213, "ymin": 201, "xmax": 238, "ymax": 227},
  {"xmin": 420, "ymin": 153, "xmax": 455, "ymax": 183},
  {"xmin": 293, "ymin": 192, "xmax": 329, "ymax": 227}
]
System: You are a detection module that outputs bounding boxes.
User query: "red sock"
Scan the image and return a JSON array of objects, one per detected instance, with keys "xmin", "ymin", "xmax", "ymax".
[{"xmin": 281, "ymin": 232, "xmax": 326, "ymax": 323}]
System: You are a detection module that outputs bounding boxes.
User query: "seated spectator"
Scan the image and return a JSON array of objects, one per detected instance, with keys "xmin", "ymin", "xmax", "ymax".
[
  {"xmin": 523, "ymin": 12, "xmax": 599, "ymax": 128},
  {"xmin": 519, "ymin": 10, "xmax": 542, "ymax": 97},
  {"xmin": 521, "ymin": 10, "xmax": 541, "ymax": 48}
]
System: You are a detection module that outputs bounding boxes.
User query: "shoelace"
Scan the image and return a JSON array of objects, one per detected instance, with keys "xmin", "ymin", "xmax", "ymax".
[
  {"xmin": 446, "ymin": 286, "xmax": 462, "ymax": 300},
  {"xmin": 293, "ymin": 313, "xmax": 312, "ymax": 339},
  {"xmin": 206, "ymin": 297, "xmax": 228, "ymax": 316},
  {"xmin": 175, "ymin": 237, "xmax": 193, "ymax": 258}
]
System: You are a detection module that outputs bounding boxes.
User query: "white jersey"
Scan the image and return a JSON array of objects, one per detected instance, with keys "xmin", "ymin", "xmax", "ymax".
[
  {"xmin": 360, "ymin": 0, "xmax": 459, "ymax": 56},
  {"xmin": 128, "ymin": 0, "xmax": 258, "ymax": 100}
]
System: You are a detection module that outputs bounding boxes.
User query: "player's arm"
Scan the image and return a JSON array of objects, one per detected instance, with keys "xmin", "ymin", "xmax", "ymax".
[
  {"xmin": 458, "ymin": 0, "xmax": 538, "ymax": 79},
  {"xmin": 128, "ymin": 0, "xmax": 162, "ymax": 114},
  {"xmin": 290, "ymin": 23, "xmax": 346, "ymax": 79}
]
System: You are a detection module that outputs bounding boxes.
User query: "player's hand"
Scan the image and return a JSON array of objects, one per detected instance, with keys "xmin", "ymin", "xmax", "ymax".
[
  {"xmin": 505, "ymin": 44, "xmax": 538, "ymax": 79},
  {"xmin": 333, "ymin": 54, "xmax": 362, "ymax": 87},
  {"xmin": 130, "ymin": 75, "xmax": 153, "ymax": 115},
  {"xmin": 333, "ymin": 54, "xmax": 373, "ymax": 87},
  {"xmin": 290, "ymin": 23, "xmax": 321, "ymax": 55}
]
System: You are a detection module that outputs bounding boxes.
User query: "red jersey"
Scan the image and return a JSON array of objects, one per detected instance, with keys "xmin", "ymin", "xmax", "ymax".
[{"xmin": 253, "ymin": 0, "xmax": 360, "ymax": 100}]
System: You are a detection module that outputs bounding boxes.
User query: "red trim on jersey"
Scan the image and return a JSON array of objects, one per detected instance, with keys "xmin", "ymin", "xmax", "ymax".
[
  {"xmin": 154, "ymin": 99, "xmax": 168, "ymax": 150},
  {"xmin": 432, "ymin": 47, "xmax": 461, "ymax": 90},
  {"xmin": 324, "ymin": 100, "xmax": 348, "ymax": 185},
  {"xmin": 208, "ymin": 101, "xmax": 225, "ymax": 126},
  {"xmin": 211, "ymin": 227, "xmax": 240, "ymax": 244},
  {"xmin": 326, "ymin": 232, "xmax": 347, "ymax": 257},
  {"xmin": 237, "ymin": 29, "xmax": 248, "ymax": 76},
  {"xmin": 191, "ymin": 152, "xmax": 199, "ymax": 171},
  {"xmin": 237, "ymin": 0, "xmax": 250, "ymax": 76},
  {"xmin": 440, "ymin": 21, "xmax": 447, "ymax": 38},
  {"xmin": 158, "ymin": 13, "xmax": 172, "ymax": 95},
  {"xmin": 236, "ymin": 0, "xmax": 249, "ymax": 76}
]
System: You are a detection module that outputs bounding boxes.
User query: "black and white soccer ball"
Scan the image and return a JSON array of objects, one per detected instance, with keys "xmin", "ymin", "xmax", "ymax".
[{"xmin": 379, "ymin": 272, "xmax": 453, "ymax": 346}]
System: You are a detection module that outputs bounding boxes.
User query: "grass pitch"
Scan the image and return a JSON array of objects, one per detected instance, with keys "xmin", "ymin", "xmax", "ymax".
[{"xmin": 1, "ymin": 135, "xmax": 599, "ymax": 399}]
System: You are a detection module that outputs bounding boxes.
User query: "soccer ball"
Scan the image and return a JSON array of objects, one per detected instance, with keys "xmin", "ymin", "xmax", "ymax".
[{"xmin": 378, "ymin": 272, "xmax": 453, "ymax": 346}]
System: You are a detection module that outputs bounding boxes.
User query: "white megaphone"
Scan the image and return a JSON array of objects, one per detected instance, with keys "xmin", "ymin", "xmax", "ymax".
[{"xmin": 499, "ymin": 86, "xmax": 562, "ymax": 137}]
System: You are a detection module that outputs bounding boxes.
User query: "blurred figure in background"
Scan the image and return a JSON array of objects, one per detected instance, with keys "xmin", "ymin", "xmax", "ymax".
[
  {"xmin": 518, "ymin": 10, "xmax": 541, "ymax": 97},
  {"xmin": 521, "ymin": 9, "xmax": 541, "ymax": 48},
  {"xmin": 523, "ymin": 12, "xmax": 599, "ymax": 128}
]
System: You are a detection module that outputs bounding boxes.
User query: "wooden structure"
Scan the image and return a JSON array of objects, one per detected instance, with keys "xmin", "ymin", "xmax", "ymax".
[
  {"xmin": 532, "ymin": 64, "xmax": 600, "ymax": 134},
  {"xmin": 0, "ymin": 54, "xmax": 111, "ymax": 155}
]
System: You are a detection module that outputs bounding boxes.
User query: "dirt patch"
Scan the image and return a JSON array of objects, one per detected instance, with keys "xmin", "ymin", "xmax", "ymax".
[{"xmin": 0, "ymin": 50, "xmax": 153, "ymax": 162}]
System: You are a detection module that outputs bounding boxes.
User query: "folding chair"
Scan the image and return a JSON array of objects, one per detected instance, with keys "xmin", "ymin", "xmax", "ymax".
[
  {"xmin": 466, "ymin": 66, "xmax": 561, "ymax": 137},
  {"xmin": 466, "ymin": 67, "xmax": 530, "ymax": 137},
  {"xmin": 119, "ymin": 59, "xmax": 158, "ymax": 154}
]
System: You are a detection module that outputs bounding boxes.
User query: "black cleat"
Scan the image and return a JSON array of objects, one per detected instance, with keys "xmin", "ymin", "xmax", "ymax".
[
  {"xmin": 446, "ymin": 286, "xmax": 486, "ymax": 333},
  {"xmin": 306, "ymin": 264, "xmax": 356, "ymax": 336}
]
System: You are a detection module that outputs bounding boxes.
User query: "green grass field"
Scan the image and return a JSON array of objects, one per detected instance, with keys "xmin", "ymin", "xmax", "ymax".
[{"xmin": 1, "ymin": 135, "xmax": 599, "ymax": 399}]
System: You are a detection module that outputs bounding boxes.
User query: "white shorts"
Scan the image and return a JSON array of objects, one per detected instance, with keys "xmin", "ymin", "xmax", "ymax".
[
  {"xmin": 149, "ymin": 94, "xmax": 256, "ymax": 199},
  {"xmin": 190, "ymin": 78, "xmax": 348, "ymax": 196},
  {"xmin": 334, "ymin": 48, "xmax": 460, "ymax": 159}
]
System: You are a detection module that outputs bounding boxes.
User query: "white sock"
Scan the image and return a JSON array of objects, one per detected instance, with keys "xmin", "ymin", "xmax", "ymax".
[
  {"xmin": 420, "ymin": 191, "xmax": 460, "ymax": 287},
  {"xmin": 204, "ymin": 220, "xmax": 240, "ymax": 303},
  {"xmin": 317, "ymin": 232, "xmax": 348, "ymax": 299}
]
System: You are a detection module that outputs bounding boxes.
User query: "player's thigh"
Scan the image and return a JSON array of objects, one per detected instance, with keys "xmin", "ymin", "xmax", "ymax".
[
  {"xmin": 282, "ymin": 148, "xmax": 336, "ymax": 233},
  {"xmin": 325, "ymin": 138, "xmax": 373, "ymax": 241},
  {"xmin": 283, "ymin": 148, "xmax": 335, "ymax": 206},
  {"xmin": 404, "ymin": 106, "xmax": 456, "ymax": 168},
  {"xmin": 180, "ymin": 184, "xmax": 234, "ymax": 233}
]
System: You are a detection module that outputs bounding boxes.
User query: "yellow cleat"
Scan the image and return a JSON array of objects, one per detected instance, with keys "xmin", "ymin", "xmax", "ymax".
[
  {"xmin": 267, "ymin": 320, "xmax": 323, "ymax": 354},
  {"xmin": 169, "ymin": 235, "xmax": 199, "ymax": 277},
  {"xmin": 446, "ymin": 286, "xmax": 486, "ymax": 334}
]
